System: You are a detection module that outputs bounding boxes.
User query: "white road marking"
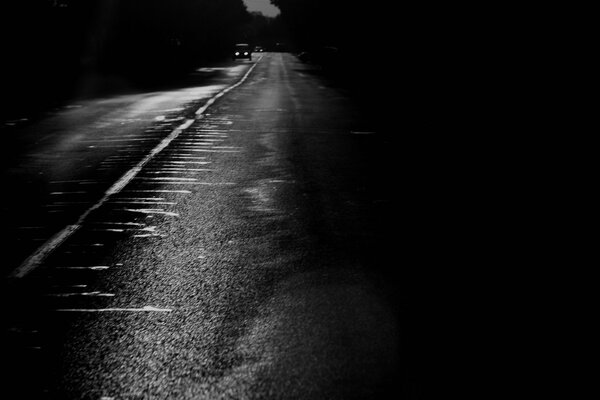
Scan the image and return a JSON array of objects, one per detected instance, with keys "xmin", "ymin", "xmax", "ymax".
[
  {"xmin": 122, "ymin": 209, "xmax": 179, "ymax": 217},
  {"xmin": 155, "ymin": 156, "xmax": 208, "ymax": 160},
  {"xmin": 142, "ymin": 169, "xmax": 213, "ymax": 174},
  {"xmin": 136, "ymin": 177, "xmax": 199, "ymax": 181},
  {"xmin": 109, "ymin": 199, "xmax": 176, "ymax": 203},
  {"xmin": 166, "ymin": 148, "xmax": 219, "ymax": 153},
  {"xmin": 153, "ymin": 160, "xmax": 211, "ymax": 164},
  {"xmin": 91, "ymin": 222, "xmax": 146, "ymax": 227},
  {"xmin": 55, "ymin": 306, "xmax": 172, "ymax": 313},
  {"xmin": 195, "ymin": 58, "xmax": 260, "ymax": 117},
  {"xmin": 104, "ymin": 199, "xmax": 165, "ymax": 202},
  {"xmin": 184, "ymin": 135, "xmax": 228, "ymax": 138},
  {"xmin": 145, "ymin": 155, "xmax": 202, "ymax": 159},
  {"xmin": 133, "ymin": 235, "xmax": 162, "ymax": 238},
  {"xmin": 9, "ymin": 59, "xmax": 260, "ymax": 279},
  {"xmin": 52, "ymin": 284, "xmax": 88, "ymax": 288},
  {"xmin": 122, "ymin": 190, "xmax": 192, "ymax": 194},
  {"xmin": 182, "ymin": 149, "xmax": 241, "ymax": 153},
  {"xmin": 137, "ymin": 182, "xmax": 234, "ymax": 186},
  {"xmin": 45, "ymin": 292, "xmax": 115, "ymax": 297}
]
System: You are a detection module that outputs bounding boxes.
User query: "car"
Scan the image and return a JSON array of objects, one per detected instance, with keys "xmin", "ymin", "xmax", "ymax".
[
  {"xmin": 254, "ymin": 45, "xmax": 264, "ymax": 52},
  {"xmin": 232, "ymin": 43, "xmax": 252, "ymax": 60}
]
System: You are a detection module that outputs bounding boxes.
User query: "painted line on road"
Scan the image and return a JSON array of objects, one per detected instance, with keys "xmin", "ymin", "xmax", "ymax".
[
  {"xmin": 122, "ymin": 208, "xmax": 179, "ymax": 217},
  {"xmin": 55, "ymin": 266, "xmax": 110, "ymax": 270},
  {"xmin": 9, "ymin": 58, "xmax": 262, "ymax": 279},
  {"xmin": 151, "ymin": 160, "xmax": 211, "ymax": 164},
  {"xmin": 181, "ymin": 149, "xmax": 241, "ymax": 153},
  {"xmin": 108, "ymin": 200, "xmax": 177, "ymax": 205},
  {"xmin": 101, "ymin": 200, "xmax": 166, "ymax": 203},
  {"xmin": 195, "ymin": 57, "xmax": 261, "ymax": 117},
  {"xmin": 55, "ymin": 306, "xmax": 173, "ymax": 313},
  {"xmin": 142, "ymin": 170, "xmax": 214, "ymax": 174},
  {"xmin": 135, "ymin": 177, "xmax": 200, "ymax": 181},
  {"xmin": 45, "ymin": 292, "xmax": 115, "ymax": 297},
  {"xmin": 135, "ymin": 182, "xmax": 235, "ymax": 186},
  {"xmin": 122, "ymin": 190, "xmax": 192, "ymax": 194}
]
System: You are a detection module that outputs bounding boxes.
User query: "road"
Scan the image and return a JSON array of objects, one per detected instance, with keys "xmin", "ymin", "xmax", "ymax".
[{"xmin": 1, "ymin": 53, "xmax": 408, "ymax": 399}]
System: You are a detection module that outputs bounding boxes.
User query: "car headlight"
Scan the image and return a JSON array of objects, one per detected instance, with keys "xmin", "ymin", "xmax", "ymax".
[
  {"xmin": 244, "ymin": 52, "xmax": 248, "ymax": 55},
  {"xmin": 235, "ymin": 52, "xmax": 240, "ymax": 56}
]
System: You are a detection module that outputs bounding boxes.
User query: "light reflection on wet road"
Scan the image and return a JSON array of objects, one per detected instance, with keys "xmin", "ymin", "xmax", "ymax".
[{"xmin": 1, "ymin": 54, "xmax": 399, "ymax": 399}]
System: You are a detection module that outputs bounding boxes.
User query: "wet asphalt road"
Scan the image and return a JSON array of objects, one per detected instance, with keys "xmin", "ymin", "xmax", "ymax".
[{"xmin": 1, "ymin": 53, "xmax": 405, "ymax": 399}]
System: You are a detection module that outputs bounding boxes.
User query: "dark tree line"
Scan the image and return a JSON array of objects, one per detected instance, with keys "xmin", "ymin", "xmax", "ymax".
[
  {"xmin": 0, "ymin": 0, "xmax": 253, "ymax": 117},
  {"xmin": 2, "ymin": 0, "xmax": 251, "ymax": 73},
  {"xmin": 269, "ymin": 1, "xmax": 386, "ymax": 54}
]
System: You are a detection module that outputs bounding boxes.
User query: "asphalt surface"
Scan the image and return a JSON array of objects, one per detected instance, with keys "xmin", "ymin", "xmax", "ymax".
[{"xmin": 1, "ymin": 53, "xmax": 409, "ymax": 399}]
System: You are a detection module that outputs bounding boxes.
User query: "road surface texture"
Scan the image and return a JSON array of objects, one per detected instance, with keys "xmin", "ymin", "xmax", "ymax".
[{"xmin": 2, "ymin": 53, "xmax": 412, "ymax": 399}]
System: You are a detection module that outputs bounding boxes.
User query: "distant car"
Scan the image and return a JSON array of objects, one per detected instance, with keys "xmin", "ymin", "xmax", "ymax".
[
  {"xmin": 232, "ymin": 43, "xmax": 252, "ymax": 60},
  {"xmin": 254, "ymin": 46, "xmax": 265, "ymax": 52}
]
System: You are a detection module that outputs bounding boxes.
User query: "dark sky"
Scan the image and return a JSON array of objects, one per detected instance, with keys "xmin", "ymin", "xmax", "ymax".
[{"xmin": 243, "ymin": 0, "xmax": 280, "ymax": 17}]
